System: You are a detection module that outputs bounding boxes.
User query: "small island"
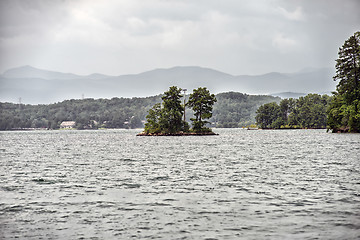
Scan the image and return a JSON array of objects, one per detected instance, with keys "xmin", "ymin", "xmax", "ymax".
[
  {"xmin": 136, "ymin": 131, "xmax": 218, "ymax": 136},
  {"xmin": 137, "ymin": 86, "xmax": 218, "ymax": 136}
]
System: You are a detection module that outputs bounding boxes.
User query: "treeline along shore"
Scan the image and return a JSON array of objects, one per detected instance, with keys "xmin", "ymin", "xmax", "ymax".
[
  {"xmin": 256, "ymin": 31, "xmax": 360, "ymax": 133},
  {"xmin": 1, "ymin": 32, "xmax": 359, "ymax": 133},
  {"xmin": 1, "ymin": 91, "xmax": 334, "ymax": 131},
  {"xmin": 3, "ymin": 30, "xmax": 360, "ymax": 133},
  {"xmin": 0, "ymin": 91, "xmax": 280, "ymax": 131}
]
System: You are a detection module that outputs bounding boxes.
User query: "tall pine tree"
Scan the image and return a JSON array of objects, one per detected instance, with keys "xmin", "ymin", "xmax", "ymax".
[
  {"xmin": 161, "ymin": 86, "xmax": 184, "ymax": 133},
  {"xmin": 143, "ymin": 86, "xmax": 184, "ymax": 134},
  {"xmin": 187, "ymin": 87, "xmax": 217, "ymax": 132},
  {"xmin": 328, "ymin": 31, "xmax": 360, "ymax": 132}
]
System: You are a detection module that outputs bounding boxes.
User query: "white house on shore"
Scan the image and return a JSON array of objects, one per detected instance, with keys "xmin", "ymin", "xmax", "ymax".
[{"xmin": 60, "ymin": 121, "xmax": 76, "ymax": 129}]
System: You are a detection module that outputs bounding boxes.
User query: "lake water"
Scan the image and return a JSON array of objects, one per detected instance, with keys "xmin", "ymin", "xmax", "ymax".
[{"xmin": 0, "ymin": 129, "xmax": 359, "ymax": 239}]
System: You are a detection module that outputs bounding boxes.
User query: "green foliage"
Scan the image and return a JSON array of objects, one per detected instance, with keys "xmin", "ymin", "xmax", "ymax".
[
  {"xmin": 0, "ymin": 90, "xmax": 284, "ymax": 131},
  {"xmin": 187, "ymin": 87, "xmax": 217, "ymax": 132},
  {"xmin": 255, "ymin": 102, "xmax": 281, "ymax": 129},
  {"xmin": 0, "ymin": 96, "xmax": 161, "ymax": 130},
  {"xmin": 212, "ymin": 92, "xmax": 280, "ymax": 127},
  {"xmin": 295, "ymin": 94, "xmax": 331, "ymax": 128},
  {"xmin": 144, "ymin": 86, "xmax": 217, "ymax": 134},
  {"xmin": 161, "ymin": 86, "xmax": 184, "ymax": 133},
  {"xmin": 255, "ymin": 94, "xmax": 331, "ymax": 129},
  {"xmin": 144, "ymin": 103, "xmax": 162, "ymax": 133},
  {"xmin": 144, "ymin": 86, "xmax": 185, "ymax": 134},
  {"xmin": 328, "ymin": 31, "xmax": 360, "ymax": 133},
  {"xmin": 328, "ymin": 93, "xmax": 360, "ymax": 132}
]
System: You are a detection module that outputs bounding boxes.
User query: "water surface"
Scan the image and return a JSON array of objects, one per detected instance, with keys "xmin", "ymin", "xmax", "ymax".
[{"xmin": 1, "ymin": 129, "xmax": 359, "ymax": 239}]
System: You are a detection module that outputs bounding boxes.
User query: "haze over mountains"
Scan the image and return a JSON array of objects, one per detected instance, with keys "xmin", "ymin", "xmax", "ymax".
[{"xmin": 0, "ymin": 65, "xmax": 336, "ymax": 104}]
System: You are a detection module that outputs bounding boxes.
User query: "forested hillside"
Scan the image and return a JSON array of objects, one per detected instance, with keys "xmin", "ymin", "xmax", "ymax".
[
  {"xmin": 211, "ymin": 92, "xmax": 280, "ymax": 127},
  {"xmin": 0, "ymin": 96, "xmax": 162, "ymax": 130},
  {"xmin": 255, "ymin": 94, "xmax": 332, "ymax": 129},
  {"xmin": 0, "ymin": 92, "xmax": 279, "ymax": 130}
]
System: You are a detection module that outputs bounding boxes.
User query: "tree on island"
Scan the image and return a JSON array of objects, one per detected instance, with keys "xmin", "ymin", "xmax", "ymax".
[
  {"xmin": 142, "ymin": 86, "xmax": 217, "ymax": 135},
  {"xmin": 144, "ymin": 86, "xmax": 184, "ymax": 134},
  {"xmin": 328, "ymin": 31, "xmax": 360, "ymax": 133},
  {"xmin": 161, "ymin": 86, "xmax": 184, "ymax": 133},
  {"xmin": 187, "ymin": 87, "xmax": 217, "ymax": 132},
  {"xmin": 144, "ymin": 103, "xmax": 163, "ymax": 133}
]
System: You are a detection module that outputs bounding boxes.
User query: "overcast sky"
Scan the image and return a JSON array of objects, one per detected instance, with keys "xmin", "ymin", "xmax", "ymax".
[{"xmin": 0, "ymin": 0, "xmax": 359, "ymax": 76}]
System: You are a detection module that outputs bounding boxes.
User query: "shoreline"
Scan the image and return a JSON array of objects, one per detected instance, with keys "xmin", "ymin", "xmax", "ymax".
[{"xmin": 136, "ymin": 131, "xmax": 218, "ymax": 136}]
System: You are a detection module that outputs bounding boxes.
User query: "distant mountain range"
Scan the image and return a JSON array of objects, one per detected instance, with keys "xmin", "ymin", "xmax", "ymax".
[{"xmin": 0, "ymin": 65, "xmax": 336, "ymax": 104}]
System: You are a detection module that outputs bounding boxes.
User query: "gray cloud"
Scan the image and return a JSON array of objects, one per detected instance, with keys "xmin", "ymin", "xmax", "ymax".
[{"xmin": 0, "ymin": 0, "xmax": 359, "ymax": 75}]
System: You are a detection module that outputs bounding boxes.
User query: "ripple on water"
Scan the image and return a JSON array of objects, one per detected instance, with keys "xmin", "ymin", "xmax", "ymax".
[{"xmin": 0, "ymin": 129, "xmax": 359, "ymax": 239}]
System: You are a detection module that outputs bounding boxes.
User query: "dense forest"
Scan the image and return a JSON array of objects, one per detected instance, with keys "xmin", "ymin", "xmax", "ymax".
[
  {"xmin": 255, "ymin": 94, "xmax": 331, "ymax": 129},
  {"xmin": 255, "ymin": 31, "xmax": 360, "ymax": 132},
  {"xmin": 0, "ymin": 92, "xmax": 279, "ymax": 130},
  {"xmin": 0, "ymin": 96, "xmax": 161, "ymax": 130},
  {"xmin": 211, "ymin": 92, "xmax": 280, "ymax": 127}
]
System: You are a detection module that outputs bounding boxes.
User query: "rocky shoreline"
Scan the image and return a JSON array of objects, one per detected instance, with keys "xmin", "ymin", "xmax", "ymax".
[{"xmin": 136, "ymin": 131, "xmax": 218, "ymax": 136}]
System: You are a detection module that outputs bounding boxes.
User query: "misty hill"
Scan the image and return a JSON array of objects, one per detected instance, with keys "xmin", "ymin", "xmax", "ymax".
[
  {"xmin": 2, "ymin": 65, "xmax": 111, "ymax": 80},
  {"xmin": 270, "ymin": 92, "xmax": 307, "ymax": 99},
  {"xmin": 2, "ymin": 65, "xmax": 82, "ymax": 80},
  {"xmin": 0, "ymin": 65, "xmax": 336, "ymax": 104}
]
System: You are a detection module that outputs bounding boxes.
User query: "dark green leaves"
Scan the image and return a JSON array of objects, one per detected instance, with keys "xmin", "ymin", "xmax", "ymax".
[
  {"xmin": 145, "ymin": 86, "xmax": 184, "ymax": 134},
  {"xmin": 187, "ymin": 87, "xmax": 217, "ymax": 132},
  {"xmin": 144, "ymin": 86, "xmax": 217, "ymax": 134},
  {"xmin": 255, "ymin": 94, "xmax": 331, "ymax": 129},
  {"xmin": 328, "ymin": 31, "xmax": 360, "ymax": 132}
]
